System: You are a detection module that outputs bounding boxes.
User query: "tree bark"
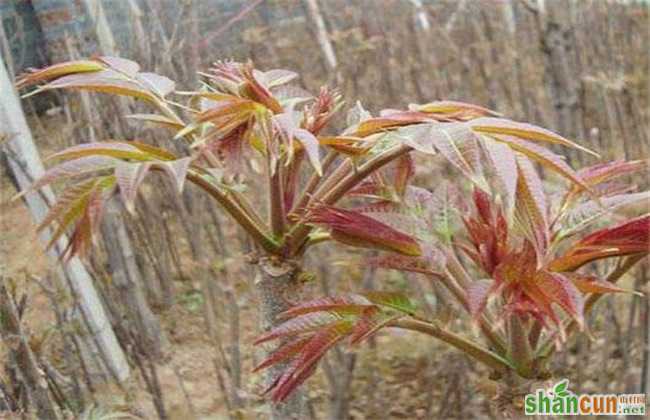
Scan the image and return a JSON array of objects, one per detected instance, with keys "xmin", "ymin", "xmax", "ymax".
[{"xmin": 256, "ymin": 257, "xmax": 306, "ymax": 420}]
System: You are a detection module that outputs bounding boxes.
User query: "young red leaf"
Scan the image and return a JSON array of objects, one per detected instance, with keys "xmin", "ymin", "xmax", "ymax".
[
  {"xmin": 430, "ymin": 124, "xmax": 484, "ymax": 186},
  {"xmin": 269, "ymin": 320, "xmax": 353, "ymax": 402},
  {"xmin": 577, "ymin": 159, "xmax": 648, "ymax": 187},
  {"xmin": 240, "ymin": 64, "xmax": 283, "ymax": 113},
  {"xmin": 411, "ymin": 101, "xmax": 500, "ymax": 120},
  {"xmin": 473, "ymin": 188, "xmax": 493, "ymax": 225},
  {"xmin": 561, "ymin": 191, "xmax": 650, "ymax": 238},
  {"xmin": 253, "ymin": 337, "xmax": 310, "ymax": 373},
  {"xmin": 19, "ymin": 155, "xmax": 120, "ymax": 198},
  {"xmin": 46, "ymin": 141, "xmax": 161, "ymax": 162},
  {"xmin": 549, "ymin": 215, "xmax": 650, "ymax": 271},
  {"xmin": 126, "ymin": 142, "xmax": 177, "ymax": 161},
  {"xmin": 179, "ymin": 98, "xmax": 258, "ymax": 141},
  {"xmin": 38, "ymin": 69, "xmax": 155, "ymax": 102},
  {"xmin": 533, "ymin": 271, "xmax": 585, "ymax": 328},
  {"xmin": 354, "ymin": 112, "xmax": 432, "ymax": 137},
  {"xmin": 467, "ymin": 279, "xmax": 494, "ymax": 318},
  {"xmin": 490, "ymin": 135, "xmax": 587, "ymax": 190},
  {"xmin": 41, "ymin": 176, "xmax": 116, "ymax": 260},
  {"xmin": 254, "ymin": 312, "xmax": 340, "ymax": 345},
  {"xmin": 469, "ymin": 117, "xmax": 598, "ymax": 157},
  {"xmin": 306, "ymin": 205, "xmax": 422, "ymax": 256},
  {"xmin": 514, "ymin": 156, "xmax": 549, "ymax": 262},
  {"xmin": 16, "ymin": 60, "xmax": 105, "ymax": 89},
  {"xmin": 36, "ymin": 180, "xmax": 96, "ymax": 235},
  {"xmin": 115, "ymin": 161, "xmax": 152, "ymax": 213},
  {"xmin": 481, "ymin": 139, "xmax": 518, "ymax": 211},
  {"xmin": 317, "ymin": 136, "xmax": 371, "ymax": 156},
  {"xmin": 279, "ymin": 295, "xmax": 373, "ymax": 319},
  {"xmin": 157, "ymin": 157, "xmax": 192, "ymax": 193},
  {"xmin": 564, "ymin": 273, "xmax": 636, "ymax": 295}
]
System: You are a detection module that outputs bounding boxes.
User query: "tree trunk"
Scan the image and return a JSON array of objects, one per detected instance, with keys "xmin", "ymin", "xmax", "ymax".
[
  {"xmin": 101, "ymin": 203, "xmax": 167, "ymax": 358},
  {"xmin": 256, "ymin": 257, "xmax": 307, "ymax": 420},
  {"xmin": 303, "ymin": 0, "xmax": 339, "ymax": 81},
  {"xmin": 0, "ymin": 52, "xmax": 130, "ymax": 382},
  {"xmin": 79, "ymin": 0, "xmax": 117, "ymax": 55}
]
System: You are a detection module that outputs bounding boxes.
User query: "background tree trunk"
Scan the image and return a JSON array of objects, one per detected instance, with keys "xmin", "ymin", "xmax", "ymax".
[
  {"xmin": 101, "ymin": 204, "xmax": 167, "ymax": 358},
  {"xmin": 0, "ymin": 53, "xmax": 130, "ymax": 382},
  {"xmin": 303, "ymin": 0, "xmax": 339, "ymax": 81},
  {"xmin": 256, "ymin": 257, "xmax": 307, "ymax": 420}
]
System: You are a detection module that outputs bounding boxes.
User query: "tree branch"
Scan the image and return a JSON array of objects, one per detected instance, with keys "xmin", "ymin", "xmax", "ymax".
[
  {"xmin": 186, "ymin": 172, "xmax": 280, "ymax": 254},
  {"xmin": 392, "ymin": 318, "xmax": 514, "ymax": 373}
]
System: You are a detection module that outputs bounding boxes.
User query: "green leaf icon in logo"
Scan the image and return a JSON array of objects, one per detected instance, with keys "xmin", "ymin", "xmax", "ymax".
[{"xmin": 553, "ymin": 380, "xmax": 569, "ymax": 397}]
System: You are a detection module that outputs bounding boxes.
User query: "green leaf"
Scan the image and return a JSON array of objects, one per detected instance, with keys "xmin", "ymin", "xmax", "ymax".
[{"xmin": 364, "ymin": 291, "xmax": 417, "ymax": 315}]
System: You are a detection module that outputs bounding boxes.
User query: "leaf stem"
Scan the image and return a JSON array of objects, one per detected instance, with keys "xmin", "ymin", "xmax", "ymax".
[
  {"xmin": 288, "ymin": 145, "xmax": 411, "ymax": 255},
  {"xmin": 186, "ymin": 172, "xmax": 280, "ymax": 254},
  {"xmin": 153, "ymin": 97, "xmax": 272, "ymax": 250},
  {"xmin": 392, "ymin": 318, "xmax": 514, "ymax": 373},
  {"xmin": 291, "ymin": 150, "xmax": 338, "ymax": 215},
  {"xmin": 320, "ymin": 145, "xmax": 411, "ymax": 205},
  {"xmin": 268, "ymin": 159, "xmax": 286, "ymax": 238},
  {"xmin": 442, "ymin": 250, "xmax": 507, "ymax": 354}
]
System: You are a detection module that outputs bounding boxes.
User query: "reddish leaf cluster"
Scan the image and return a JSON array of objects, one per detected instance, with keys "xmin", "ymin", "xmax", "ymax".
[
  {"xmin": 462, "ymin": 188, "xmax": 648, "ymax": 337},
  {"xmin": 462, "ymin": 189, "xmax": 509, "ymax": 276},
  {"xmin": 14, "ymin": 142, "xmax": 191, "ymax": 258},
  {"xmin": 254, "ymin": 293, "xmax": 416, "ymax": 402},
  {"xmin": 549, "ymin": 215, "xmax": 650, "ymax": 272},
  {"xmin": 18, "ymin": 56, "xmax": 175, "ymax": 102}
]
